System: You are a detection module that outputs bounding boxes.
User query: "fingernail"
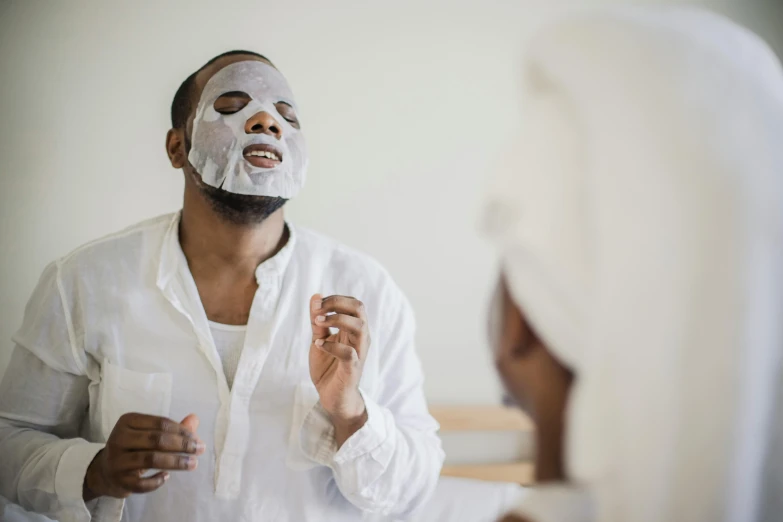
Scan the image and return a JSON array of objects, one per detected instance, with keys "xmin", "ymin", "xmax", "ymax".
[
  {"xmin": 312, "ymin": 300, "xmax": 322, "ymax": 311},
  {"xmin": 196, "ymin": 442, "xmax": 206, "ymax": 452},
  {"xmin": 163, "ymin": 472, "xmax": 170, "ymax": 481},
  {"xmin": 316, "ymin": 315, "xmax": 326, "ymax": 323},
  {"xmin": 315, "ymin": 339, "xmax": 324, "ymax": 347}
]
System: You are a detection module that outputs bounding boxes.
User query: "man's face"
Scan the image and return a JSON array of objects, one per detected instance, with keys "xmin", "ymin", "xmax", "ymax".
[{"xmin": 185, "ymin": 57, "xmax": 307, "ymax": 200}]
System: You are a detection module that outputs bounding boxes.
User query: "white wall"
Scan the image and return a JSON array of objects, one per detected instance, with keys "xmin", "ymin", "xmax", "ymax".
[{"xmin": 0, "ymin": 0, "xmax": 779, "ymax": 404}]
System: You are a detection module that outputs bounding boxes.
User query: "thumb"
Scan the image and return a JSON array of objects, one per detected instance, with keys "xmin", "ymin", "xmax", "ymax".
[
  {"xmin": 310, "ymin": 294, "xmax": 329, "ymax": 339},
  {"xmin": 180, "ymin": 413, "xmax": 200, "ymax": 433},
  {"xmin": 180, "ymin": 414, "xmax": 206, "ymax": 455}
]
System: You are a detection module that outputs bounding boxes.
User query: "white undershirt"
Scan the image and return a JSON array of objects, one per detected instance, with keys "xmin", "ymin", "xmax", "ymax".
[{"xmin": 208, "ymin": 320, "xmax": 247, "ymax": 389}]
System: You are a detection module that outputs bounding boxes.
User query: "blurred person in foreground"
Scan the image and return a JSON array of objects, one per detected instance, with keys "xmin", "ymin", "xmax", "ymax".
[
  {"xmin": 485, "ymin": 7, "xmax": 783, "ymax": 522},
  {"xmin": 0, "ymin": 51, "xmax": 443, "ymax": 522}
]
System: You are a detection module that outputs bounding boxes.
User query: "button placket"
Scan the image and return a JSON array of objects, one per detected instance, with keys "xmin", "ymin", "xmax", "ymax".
[{"xmin": 213, "ymin": 274, "xmax": 283, "ymax": 496}]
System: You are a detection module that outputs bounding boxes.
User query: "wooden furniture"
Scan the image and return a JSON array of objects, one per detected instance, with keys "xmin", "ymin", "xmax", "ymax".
[{"xmin": 430, "ymin": 405, "xmax": 535, "ymax": 485}]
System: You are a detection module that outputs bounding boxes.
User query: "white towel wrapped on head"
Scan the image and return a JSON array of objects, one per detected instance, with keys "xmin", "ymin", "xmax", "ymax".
[{"xmin": 485, "ymin": 6, "xmax": 783, "ymax": 522}]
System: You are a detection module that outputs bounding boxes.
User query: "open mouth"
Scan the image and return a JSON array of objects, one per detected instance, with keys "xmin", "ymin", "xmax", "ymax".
[{"xmin": 243, "ymin": 143, "xmax": 283, "ymax": 169}]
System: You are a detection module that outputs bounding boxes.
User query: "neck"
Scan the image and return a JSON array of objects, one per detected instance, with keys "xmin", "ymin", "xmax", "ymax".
[
  {"xmin": 180, "ymin": 181, "xmax": 288, "ymax": 280},
  {"xmin": 533, "ymin": 409, "xmax": 567, "ymax": 483}
]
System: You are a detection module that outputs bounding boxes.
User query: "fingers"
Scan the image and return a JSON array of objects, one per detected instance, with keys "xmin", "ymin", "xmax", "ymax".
[
  {"xmin": 116, "ymin": 429, "xmax": 205, "ymax": 455},
  {"xmin": 310, "ymin": 294, "xmax": 330, "ymax": 338},
  {"xmin": 114, "ymin": 451, "xmax": 199, "ymax": 472},
  {"xmin": 119, "ymin": 471, "xmax": 170, "ymax": 494},
  {"xmin": 318, "ymin": 295, "xmax": 367, "ymax": 319},
  {"xmin": 311, "ymin": 294, "xmax": 370, "ymax": 346},
  {"xmin": 121, "ymin": 413, "xmax": 196, "ymax": 439},
  {"xmin": 314, "ymin": 313, "xmax": 365, "ymax": 338},
  {"xmin": 99, "ymin": 412, "xmax": 205, "ymax": 498},
  {"xmin": 314, "ymin": 339, "xmax": 358, "ymax": 363}
]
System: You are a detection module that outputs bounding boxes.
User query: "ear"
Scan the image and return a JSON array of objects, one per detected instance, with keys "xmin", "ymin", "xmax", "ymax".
[{"xmin": 166, "ymin": 128, "xmax": 187, "ymax": 169}]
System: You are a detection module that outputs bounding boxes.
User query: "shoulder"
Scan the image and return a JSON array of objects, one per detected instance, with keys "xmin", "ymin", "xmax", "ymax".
[
  {"xmin": 56, "ymin": 213, "xmax": 175, "ymax": 276},
  {"xmin": 291, "ymin": 225, "xmax": 411, "ymax": 317},
  {"xmin": 292, "ymin": 225, "xmax": 395, "ymax": 289},
  {"xmin": 15, "ymin": 214, "xmax": 173, "ymax": 371}
]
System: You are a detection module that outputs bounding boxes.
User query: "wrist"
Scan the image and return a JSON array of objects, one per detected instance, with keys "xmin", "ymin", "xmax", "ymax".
[
  {"xmin": 327, "ymin": 389, "xmax": 366, "ymax": 425},
  {"xmin": 333, "ymin": 409, "xmax": 368, "ymax": 449},
  {"xmin": 82, "ymin": 450, "xmax": 105, "ymax": 502},
  {"xmin": 332, "ymin": 406, "xmax": 368, "ymax": 431},
  {"xmin": 329, "ymin": 392, "xmax": 368, "ymax": 448}
]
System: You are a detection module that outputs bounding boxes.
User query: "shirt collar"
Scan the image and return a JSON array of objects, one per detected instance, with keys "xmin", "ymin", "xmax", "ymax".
[
  {"xmin": 254, "ymin": 222, "xmax": 296, "ymax": 282},
  {"xmin": 156, "ymin": 211, "xmax": 297, "ymax": 291}
]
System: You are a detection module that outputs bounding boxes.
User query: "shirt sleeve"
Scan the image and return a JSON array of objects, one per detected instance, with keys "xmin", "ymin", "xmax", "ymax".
[
  {"xmin": 298, "ymin": 283, "xmax": 444, "ymax": 519},
  {"xmin": 0, "ymin": 262, "xmax": 123, "ymax": 522}
]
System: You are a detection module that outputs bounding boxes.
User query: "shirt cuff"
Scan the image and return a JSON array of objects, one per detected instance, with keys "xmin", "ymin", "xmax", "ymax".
[
  {"xmin": 299, "ymin": 389, "xmax": 391, "ymax": 467},
  {"xmin": 55, "ymin": 441, "xmax": 125, "ymax": 522},
  {"xmin": 299, "ymin": 400, "xmax": 337, "ymax": 465},
  {"xmin": 333, "ymin": 391, "xmax": 389, "ymax": 465}
]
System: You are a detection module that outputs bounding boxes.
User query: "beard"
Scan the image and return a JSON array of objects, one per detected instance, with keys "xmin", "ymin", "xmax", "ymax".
[
  {"xmin": 184, "ymin": 133, "xmax": 288, "ymax": 225},
  {"xmin": 198, "ymin": 181, "xmax": 288, "ymax": 225}
]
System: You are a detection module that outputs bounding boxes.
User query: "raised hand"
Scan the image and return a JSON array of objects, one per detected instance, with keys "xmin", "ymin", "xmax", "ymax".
[{"xmin": 309, "ymin": 294, "xmax": 371, "ymax": 446}]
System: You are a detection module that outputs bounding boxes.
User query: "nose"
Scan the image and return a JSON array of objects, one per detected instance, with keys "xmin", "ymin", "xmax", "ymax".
[{"xmin": 244, "ymin": 111, "xmax": 282, "ymax": 140}]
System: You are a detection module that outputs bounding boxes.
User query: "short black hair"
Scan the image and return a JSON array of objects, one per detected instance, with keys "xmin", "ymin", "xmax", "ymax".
[{"xmin": 170, "ymin": 50, "xmax": 273, "ymax": 129}]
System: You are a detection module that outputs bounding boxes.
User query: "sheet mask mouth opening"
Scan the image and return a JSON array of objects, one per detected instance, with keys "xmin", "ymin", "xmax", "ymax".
[{"xmin": 242, "ymin": 143, "xmax": 283, "ymax": 168}]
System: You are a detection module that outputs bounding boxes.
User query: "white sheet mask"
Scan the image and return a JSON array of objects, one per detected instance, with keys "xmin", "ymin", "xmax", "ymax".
[{"xmin": 188, "ymin": 61, "xmax": 307, "ymax": 198}]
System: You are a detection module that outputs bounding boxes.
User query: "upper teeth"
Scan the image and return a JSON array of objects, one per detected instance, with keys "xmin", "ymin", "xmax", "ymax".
[{"xmin": 246, "ymin": 150, "xmax": 280, "ymax": 161}]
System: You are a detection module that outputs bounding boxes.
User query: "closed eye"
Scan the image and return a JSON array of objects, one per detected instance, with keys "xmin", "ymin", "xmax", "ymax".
[
  {"xmin": 275, "ymin": 101, "xmax": 300, "ymax": 129},
  {"xmin": 214, "ymin": 91, "xmax": 251, "ymax": 115}
]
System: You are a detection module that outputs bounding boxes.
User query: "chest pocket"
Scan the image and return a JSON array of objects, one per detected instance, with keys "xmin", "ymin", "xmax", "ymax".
[{"xmin": 100, "ymin": 359, "xmax": 173, "ymax": 439}]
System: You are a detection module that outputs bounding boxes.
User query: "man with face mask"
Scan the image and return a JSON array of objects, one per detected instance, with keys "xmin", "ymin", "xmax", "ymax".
[{"xmin": 0, "ymin": 50, "xmax": 444, "ymax": 522}]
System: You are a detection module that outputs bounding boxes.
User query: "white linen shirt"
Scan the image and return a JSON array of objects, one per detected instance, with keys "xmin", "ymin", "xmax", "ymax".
[{"xmin": 0, "ymin": 212, "xmax": 443, "ymax": 522}]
